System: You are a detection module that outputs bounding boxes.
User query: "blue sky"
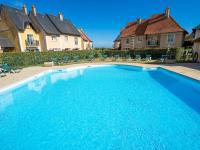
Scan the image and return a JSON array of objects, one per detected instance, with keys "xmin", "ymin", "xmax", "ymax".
[{"xmin": 1, "ymin": 0, "xmax": 200, "ymax": 48}]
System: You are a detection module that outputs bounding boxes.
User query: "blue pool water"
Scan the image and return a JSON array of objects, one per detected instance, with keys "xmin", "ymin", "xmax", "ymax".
[{"xmin": 0, "ymin": 65, "xmax": 200, "ymax": 150}]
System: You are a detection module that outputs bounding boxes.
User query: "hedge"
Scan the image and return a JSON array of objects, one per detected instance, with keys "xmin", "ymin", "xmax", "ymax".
[
  {"xmin": 0, "ymin": 50, "xmax": 132, "ymax": 67},
  {"xmin": 0, "ymin": 49, "xmax": 183, "ymax": 67}
]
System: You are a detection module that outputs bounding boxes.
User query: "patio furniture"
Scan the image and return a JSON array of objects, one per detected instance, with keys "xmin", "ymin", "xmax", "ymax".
[
  {"xmin": 51, "ymin": 58, "xmax": 59, "ymax": 65},
  {"xmin": 135, "ymin": 55, "xmax": 141, "ymax": 61},
  {"xmin": 0, "ymin": 69, "xmax": 6, "ymax": 77},
  {"xmin": 126, "ymin": 55, "xmax": 132, "ymax": 62},
  {"xmin": 160, "ymin": 55, "xmax": 168, "ymax": 63},
  {"xmin": 102, "ymin": 54, "xmax": 108, "ymax": 60},
  {"xmin": 114, "ymin": 55, "xmax": 120, "ymax": 61},
  {"xmin": 73, "ymin": 56, "xmax": 80, "ymax": 62},
  {"xmin": 63, "ymin": 56, "xmax": 70, "ymax": 63},
  {"xmin": 88, "ymin": 54, "xmax": 95, "ymax": 61},
  {"xmin": 1, "ymin": 64, "xmax": 21, "ymax": 73},
  {"xmin": 145, "ymin": 55, "xmax": 152, "ymax": 61}
]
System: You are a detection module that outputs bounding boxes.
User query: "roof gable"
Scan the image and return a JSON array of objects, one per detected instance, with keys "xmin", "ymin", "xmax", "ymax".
[
  {"xmin": 145, "ymin": 14, "xmax": 186, "ymax": 34},
  {"xmin": 121, "ymin": 11, "xmax": 187, "ymax": 38},
  {"xmin": 78, "ymin": 29, "xmax": 92, "ymax": 42},
  {"xmin": 114, "ymin": 34, "xmax": 121, "ymax": 42},
  {"xmin": 2, "ymin": 4, "xmax": 32, "ymax": 31},
  {"xmin": 47, "ymin": 14, "xmax": 80, "ymax": 36},
  {"xmin": 29, "ymin": 12, "xmax": 60, "ymax": 35}
]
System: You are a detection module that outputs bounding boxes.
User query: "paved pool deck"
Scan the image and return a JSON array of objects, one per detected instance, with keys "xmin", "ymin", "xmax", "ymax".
[{"xmin": 0, "ymin": 62, "xmax": 200, "ymax": 90}]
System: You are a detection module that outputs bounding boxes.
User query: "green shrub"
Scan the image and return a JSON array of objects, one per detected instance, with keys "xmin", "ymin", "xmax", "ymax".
[
  {"xmin": 0, "ymin": 48, "xmax": 184, "ymax": 67},
  {"xmin": 0, "ymin": 50, "xmax": 130, "ymax": 67}
]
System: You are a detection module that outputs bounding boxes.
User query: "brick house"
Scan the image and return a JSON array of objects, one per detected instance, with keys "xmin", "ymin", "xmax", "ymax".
[
  {"xmin": 118, "ymin": 8, "xmax": 187, "ymax": 50},
  {"xmin": 192, "ymin": 24, "xmax": 200, "ymax": 62}
]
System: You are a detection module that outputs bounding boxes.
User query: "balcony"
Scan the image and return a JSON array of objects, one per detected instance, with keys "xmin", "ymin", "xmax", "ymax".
[
  {"xmin": 147, "ymin": 40, "xmax": 160, "ymax": 47},
  {"xmin": 25, "ymin": 40, "xmax": 39, "ymax": 48}
]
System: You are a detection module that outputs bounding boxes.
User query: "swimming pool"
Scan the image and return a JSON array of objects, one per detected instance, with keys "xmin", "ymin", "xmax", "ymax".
[{"xmin": 0, "ymin": 65, "xmax": 200, "ymax": 150}]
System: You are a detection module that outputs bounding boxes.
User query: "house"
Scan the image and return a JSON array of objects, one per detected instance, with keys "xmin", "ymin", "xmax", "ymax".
[
  {"xmin": 0, "ymin": 4, "xmax": 90, "ymax": 52},
  {"xmin": 113, "ymin": 34, "xmax": 121, "ymax": 50},
  {"xmin": 192, "ymin": 24, "xmax": 200, "ymax": 62},
  {"xmin": 29, "ymin": 6, "xmax": 61, "ymax": 51},
  {"xmin": 118, "ymin": 8, "xmax": 187, "ymax": 50},
  {"xmin": 0, "ymin": 4, "xmax": 41, "ymax": 52},
  {"xmin": 47, "ymin": 13, "xmax": 82, "ymax": 50},
  {"xmin": 78, "ymin": 29, "xmax": 93, "ymax": 50}
]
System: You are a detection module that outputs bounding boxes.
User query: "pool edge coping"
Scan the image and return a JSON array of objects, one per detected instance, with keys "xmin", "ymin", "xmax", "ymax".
[{"xmin": 0, "ymin": 63, "xmax": 199, "ymax": 94}]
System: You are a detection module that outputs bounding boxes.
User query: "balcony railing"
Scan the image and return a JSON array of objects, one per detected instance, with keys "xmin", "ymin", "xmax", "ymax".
[
  {"xmin": 25, "ymin": 40, "xmax": 39, "ymax": 47},
  {"xmin": 147, "ymin": 40, "xmax": 160, "ymax": 47}
]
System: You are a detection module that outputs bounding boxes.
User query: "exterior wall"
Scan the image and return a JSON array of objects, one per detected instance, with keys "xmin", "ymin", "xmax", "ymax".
[
  {"xmin": 121, "ymin": 36, "xmax": 135, "ymax": 50},
  {"xmin": 159, "ymin": 32, "xmax": 185, "ymax": 48},
  {"xmin": 18, "ymin": 25, "xmax": 41, "ymax": 52},
  {"xmin": 60, "ymin": 35, "xmax": 82, "ymax": 50},
  {"xmin": 195, "ymin": 30, "xmax": 200, "ymax": 39},
  {"xmin": 193, "ymin": 29, "xmax": 200, "ymax": 62},
  {"xmin": 45, "ymin": 35, "xmax": 61, "ymax": 51},
  {"xmin": 193, "ymin": 42, "xmax": 200, "ymax": 62},
  {"xmin": 114, "ymin": 41, "xmax": 120, "ymax": 50},
  {"xmin": 134, "ymin": 35, "xmax": 146, "ymax": 49},
  {"xmin": 82, "ymin": 41, "xmax": 93, "ymax": 50}
]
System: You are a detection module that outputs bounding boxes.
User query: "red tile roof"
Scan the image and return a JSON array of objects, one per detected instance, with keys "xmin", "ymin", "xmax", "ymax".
[
  {"xmin": 145, "ymin": 13, "xmax": 186, "ymax": 34},
  {"xmin": 78, "ymin": 29, "xmax": 92, "ymax": 42},
  {"xmin": 121, "ymin": 12, "xmax": 187, "ymax": 38}
]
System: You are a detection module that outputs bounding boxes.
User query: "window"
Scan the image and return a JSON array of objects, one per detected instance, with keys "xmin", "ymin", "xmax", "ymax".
[
  {"xmin": 65, "ymin": 36, "xmax": 68, "ymax": 41},
  {"xmin": 27, "ymin": 34, "xmax": 34, "ymax": 43},
  {"xmin": 51, "ymin": 35, "xmax": 57, "ymax": 41},
  {"xmin": 167, "ymin": 33, "xmax": 175, "ymax": 44},
  {"xmin": 26, "ymin": 25, "xmax": 31, "ymax": 29},
  {"xmin": 75, "ymin": 37, "xmax": 78, "ymax": 45},
  {"xmin": 126, "ymin": 38, "xmax": 129, "ymax": 44},
  {"xmin": 137, "ymin": 36, "xmax": 143, "ymax": 43},
  {"xmin": 147, "ymin": 35, "xmax": 159, "ymax": 46}
]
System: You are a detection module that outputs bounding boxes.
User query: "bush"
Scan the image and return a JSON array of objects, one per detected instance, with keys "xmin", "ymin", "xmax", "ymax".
[
  {"xmin": 0, "ymin": 50, "xmax": 130, "ymax": 67},
  {"xmin": 0, "ymin": 48, "xmax": 184, "ymax": 67}
]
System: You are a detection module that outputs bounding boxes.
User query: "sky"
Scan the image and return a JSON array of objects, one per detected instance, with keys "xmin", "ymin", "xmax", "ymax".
[{"xmin": 1, "ymin": 0, "xmax": 200, "ymax": 48}]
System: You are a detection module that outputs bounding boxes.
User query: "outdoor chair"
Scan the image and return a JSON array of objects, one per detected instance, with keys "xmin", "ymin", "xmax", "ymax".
[
  {"xmin": 145, "ymin": 55, "xmax": 152, "ymax": 61},
  {"xmin": 160, "ymin": 55, "xmax": 168, "ymax": 63},
  {"xmin": 87, "ymin": 54, "xmax": 95, "ymax": 61},
  {"xmin": 114, "ymin": 55, "xmax": 120, "ymax": 61},
  {"xmin": 0, "ymin": 68, "xmax": 6, "ymax": 77},
  {"xmin": 73, "ymin": 56, "xmax": 80, "ymax": 62},
  {"xmin": 135, "ymin": 55, "xmax": 141, "ymax": 61},
  {"xmin": 63, "ymin": 56, "xmax": 70, "ymax": 63},
  {"xmin": 1, "ymin": 64, "xmax": 21, "ymax": 73}
]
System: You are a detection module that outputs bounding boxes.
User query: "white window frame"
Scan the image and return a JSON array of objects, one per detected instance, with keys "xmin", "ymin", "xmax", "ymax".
[
  {"xmin": 51, "ymin": 35, "xmax": 57, "ymax": 42},
  {"xmin": 137, "ymin": 36, "xmax": 143, "ymax": 43},
  {"xmin": 65, "ymin": 36, "xmax": 68, "ymax": 41},
  {"xmin": 167, "ymin": 33, "xmax": 175, "ymax": 44},
  {"xmin": 75, "ymin": 37, "xmax": 78, "ymax": 45},
  {"xmin": 126, "ymin": 38, "xmax": 130, "ymax": 45}
]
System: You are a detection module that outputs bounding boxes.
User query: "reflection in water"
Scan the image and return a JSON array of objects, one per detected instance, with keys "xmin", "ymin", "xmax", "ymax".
[
  {"xmin": 51, "ymin": 69, "xmax": 85, "ymax": 84},
  {"xmin": 27, "ymin": 78, "xmax": 47, "ymax": 93},
  {"xmin": 0, "ymin": 92, "xmax": 13, "ymax": 112}
]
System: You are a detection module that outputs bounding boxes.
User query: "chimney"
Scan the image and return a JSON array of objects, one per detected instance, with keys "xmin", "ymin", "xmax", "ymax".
[
  {"xmin": 137, "ymin": 18, "xmax": 142, "ymax": 24},
  {"xmin": 22, "ymin": 5, "xmax": 27, "ymax": 15},
  {"xmin": 32, "ymin": 5, "xmax": 37, "ymax": 16},
  {"xmin": 58, "ymin": 12, "xmax": 63, "ymax": 21},
  {"xmin": 165, "ymin": 8, "xmax": 170, "ymax": 18}
]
